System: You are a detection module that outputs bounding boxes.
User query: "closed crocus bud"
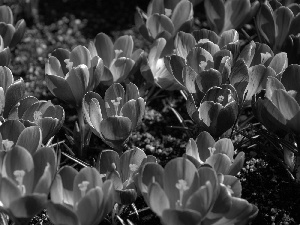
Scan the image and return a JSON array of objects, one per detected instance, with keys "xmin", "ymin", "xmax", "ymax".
[
  {"xmin": 0, "ymin": 5, "xmax": 26, "ymax": 48},
  {"xmin": 83, "ymin": 82, "xmax": 145, "ymax": 152},
  {"xmin": 47, "ymin": 166, "xmax": 115, "ymax": 225},
  {"xmin": 45, "ymin": 46, "xmax": 104, "ymax": 108},
  {"xmin": 0, "ymin": 144, "xmax": 57, "ymax": 224}
]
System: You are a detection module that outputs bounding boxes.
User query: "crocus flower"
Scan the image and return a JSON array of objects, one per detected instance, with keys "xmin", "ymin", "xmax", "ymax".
[
  {"xmin": 97, "ymin": 148, "xmax": 155, "ymax": 205},
  {"xmin": 0, "ymin": 5, "xmax": 26, "ymax": 48},
  {"xmin": 204, "ymin": 0, "xmax": 259, "ymax": 35},
  {"xmin": 45, "ymin": 45, "xmax": 104, "ymax": 108},
  {"xmin": 0, "ymin": 143, "xmax": 57, "ymax": 224},
  {"xmin": 256, "ymin": 2, "xmax": 300, "ymax": 53},
  {"xmin": 135, "ymin": 0, "xmax": 193, "ymax": 45},
  {"xmin": 185, "ymin": 131, "xmax": 245, "ymax": 176},
  {"xmin": 13, "ymin": 97, "xmax": 65, "ymax": 144},
  {"xmin": 139, "ymin": 157, "xmax": 257, "ymax": 225},
  {"xmin": 253, "ymin": 64, "xmax": 300, "ymax": 136},
  {"xmin": 0, "ymin": 66, "xmax": 26, "ymax": 119},
  {"xmin": 187, "ymin": 84, "xmax": 239, "ymax": 138},
  {"xmin": 83, "ymin": 82, "xmax": 145, "ymax": 152},
  {"xmin": 47, "ymin": 166, "xmax": 115, "ymax": 225},
  {"xmin": 88, "ymin": 33, "xmax": 144, "ymax": 85}
]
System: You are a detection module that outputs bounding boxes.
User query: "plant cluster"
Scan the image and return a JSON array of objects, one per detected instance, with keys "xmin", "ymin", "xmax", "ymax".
[{"xmin": 0, "ymin": 0, "xmax": 300, "ymax": 225}]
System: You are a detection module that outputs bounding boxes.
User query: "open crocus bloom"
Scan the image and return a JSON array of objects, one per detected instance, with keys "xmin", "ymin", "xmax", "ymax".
[
  {"xmin": 47, "ymin": 166, "xmax": 115, "ymax": 225},
  {"xmin": 139, "ymin": 157, "xmax": 258, "ymax": 225},
  {"xmin": 45, "ymin": 45, "xmax": 104, "ymax": 107},
  {"xmin": 0, "ymin": 144, "xmax": 57, "ymax": 224},
  {"xmin": 97, "ymin": 148, "xmax": 156, "ymax": 205},
  {"xmin": 185, "ymin": 131, "xmax": 245, "ymax": 176},
  {"xmin": 253, "ymin": 64, "xmax": 300, "ymax": 136},
  {"xmin": 89, "ymin": 33, "xmax": 144, "ymax": 85},
  {"xmin": 83, "ymin": 82, "xmax": 145, "ymax": 152},
  {"xmin": 14, "ymin": 97, "xmax": 65, "ymax": 144}
]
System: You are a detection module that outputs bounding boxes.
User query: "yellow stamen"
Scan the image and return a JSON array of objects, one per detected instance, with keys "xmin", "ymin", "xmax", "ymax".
[
  {"xmin": 13, "ymin": 170, "xmax": 26, "ymax": 195},
  {"xmin": 217, "ymin": 95, "xmax": 224, "ymax": 103},
  {"xmin": 110, "ymin": 97, "xmax": 122, "ymax": 116},
  {"xmin": 33, "ymin": 111, "xmax": 43, "ymax": 123},
  {"xmin": 129, "ymin": 164, "xmax": 138, "ymax": 173},
  {"xmin": 208, "ymin": 147, "xmax": 216, "ymax": 155},
  {"xmin": 175, "ymin": 179, "xmax": 189, "ymax": 209},
  {"xmin": 2, "ymin": 139, "xmax": 14, "ymax": 151},
  {"xmin": 78, "ymin": 181, "xmax": 90, "ymax": 198},
  {"xmin": 64, "ymin": 59, "xmax": 73, "ymax": 72}
]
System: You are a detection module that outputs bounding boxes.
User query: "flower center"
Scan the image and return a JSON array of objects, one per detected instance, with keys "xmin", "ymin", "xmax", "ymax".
[
  {"xmin": 110, "ymin": 97, "xmax": 122, "ymax": 116},
  {"xmin": 217, "ymin": 95, "xmax": 224, "ymax": 103},
  {"xmin": 78, "ymin": 181, "xmax": 90, "ymax": 198},
  {"xmin": 33, "ymin": 111, "xmax": 43, "ymax": 123},
  {"xmin": 261, "ymin": 52, "xmax": 272, "ymax": 64},
  {"xmin": 208, "ymin": 147, "xmax": 216, "ymax": 155},
  {"xmin": 2, "ymin": 139, "xmax": 14, "ymax": 151},
  {"xmin": 175, "ymin": 179, "xmax": 189, "ymax": 209},
  {"xmin": 13, "ymin": 170, "xmax": 26, "ymax": 195},
  {"xmin": 199, "ymin": 61, "xmax": 207, "ymax": 71},
  {"xmin": 64, "ymin": 59, "xmax": 73, "ymax": 73},
  {"xmin": 111, "ymin": 162, "xmax": 117, "ymax": 170}
]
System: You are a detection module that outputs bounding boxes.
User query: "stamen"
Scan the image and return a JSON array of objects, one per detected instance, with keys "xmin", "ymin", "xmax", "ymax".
[
  {"xmin": 64, "ymin": 59, "xmax": 73, "ymax": 72},
  {"xmin": 225, "ymin": 185, "xmax": 234, "ymax": 195},
  {"xmin": 175, "ymin": 179, "xmax": 189, "ymax": 209},
  {"xmin": 114, "ymin": 50, "xmax": 123, "ymax": 59},
  {"xmin": 105, "ymin": 102, "xmax": 110, "ymax": 109},
  {"xmin": 208, "ymin": 147, "xmax": 216, "ymax": 155},
  {"xmin": 33, "ymin": 111, "xmax": 43, "ymax": 123},
  {"xmin": 217, "ymin": 95, "xmax": 224, "ymax": 103},
  {"xmin": 199, "ymin": 61, "xmax": 207, "ymax": 71},
  {"xmin": 152, "ymin": 176, "xmax": 156, "ymax": 183},
  {"xmin": 129, "ymin": 164, "xmax": 138, "ymax": 173},
  {"xmin": 2, "ymin": 139, "xmax": 14, "ymax": 151},
  {"xmin": 78, "ymin": 181, "xmax": 90, "ymax": 198},
  {"xmin": 13, "ymin": 170, "xmax": 26, "ymax": 195},
  {"xmin": 111, "ymin": 163, "xmax": 117, "ymax": 170},
  {"xmin": 111, "ymin": 97, "xmax": 122, "ymax": 116}
]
